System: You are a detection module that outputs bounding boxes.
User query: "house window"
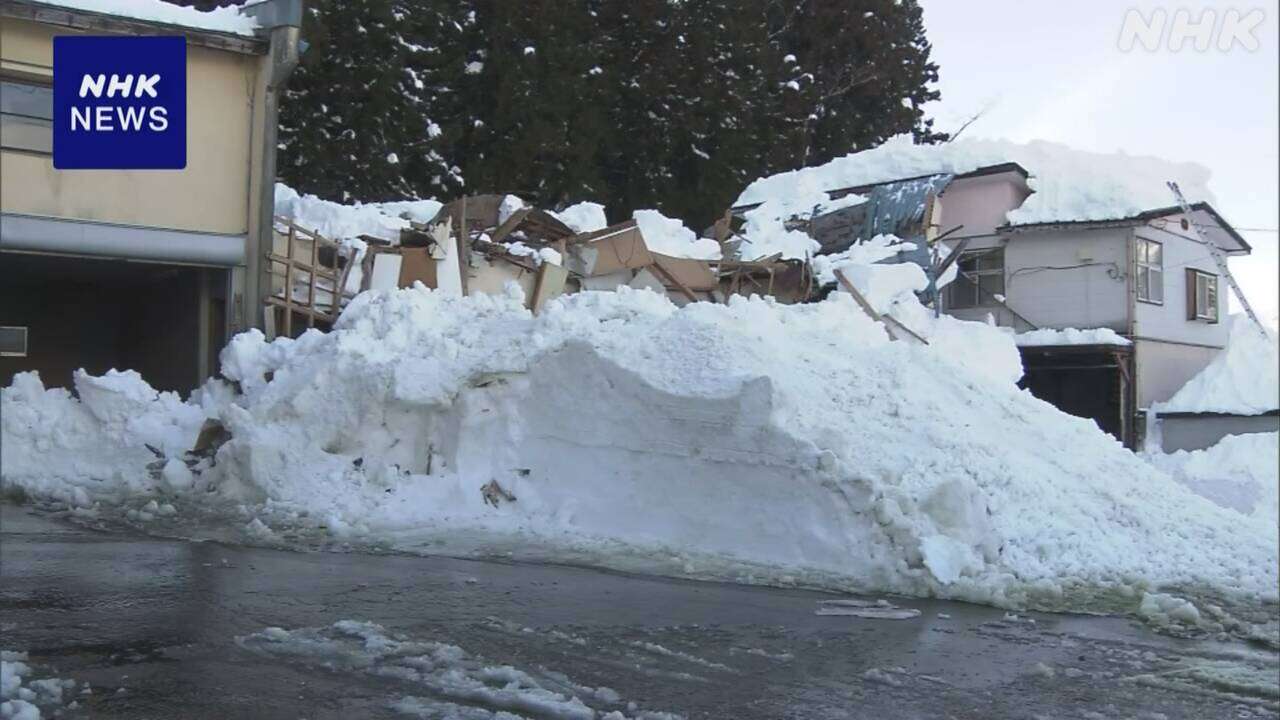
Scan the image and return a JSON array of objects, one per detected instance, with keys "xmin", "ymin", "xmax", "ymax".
[
  {"xmin": 0, "ymin": 79, "xmax": 53, "ymax": 154},
  {"xmin": 946, "ymin": 248, "xmax": 1004, "ymax": 309},
  {"xmin": 1135, "ymin": 238, "xmax": 1163, "ymax": 304},
  {"xmin": 0, "ymin": 326, "xmax": 27, "ymax": 357},
  {"xmin": 1186, "ymin": 269, "xmax": 1219, "ymax": 322}
]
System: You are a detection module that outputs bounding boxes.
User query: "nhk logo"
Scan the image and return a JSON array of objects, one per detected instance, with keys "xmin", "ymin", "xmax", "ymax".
[{"xmin": 53, "ymin": 36, "xmax": 186, "ymax": 169}]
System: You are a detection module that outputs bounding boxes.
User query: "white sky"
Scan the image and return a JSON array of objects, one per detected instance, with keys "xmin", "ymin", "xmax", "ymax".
[{"xmin": 919, "ymin": 0, "xmax": 1279, "ymax": 326}]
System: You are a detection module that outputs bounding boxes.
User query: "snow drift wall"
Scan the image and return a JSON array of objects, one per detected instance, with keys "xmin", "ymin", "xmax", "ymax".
[{"xmin": 2, "ymin": 284, "xmax": 1276, "ymax": 613}]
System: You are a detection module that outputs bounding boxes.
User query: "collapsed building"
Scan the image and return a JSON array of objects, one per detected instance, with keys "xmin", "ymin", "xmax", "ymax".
[
  {"xmin": 264, "ymin": 192, "xmax": 823, "ymax": 338},
  {"xmin": 266, "ymin": 133, "xmax": 1264, "ymax": 454}
]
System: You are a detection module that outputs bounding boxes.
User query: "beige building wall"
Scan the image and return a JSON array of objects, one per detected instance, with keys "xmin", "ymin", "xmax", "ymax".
[{"xmin": 0, "ymin": 16, "xmax": 259, "ymax": 236}]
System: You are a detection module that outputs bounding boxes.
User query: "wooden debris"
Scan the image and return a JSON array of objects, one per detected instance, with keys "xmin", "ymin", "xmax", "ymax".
[
  {"xmin": 266, "ymin": 217, "xmax": 357, "ymax": 338},
  {"xmin": 481, "ymin": 479, "xmax": 517, "ymax": 507},
  {"xmin": 834, "ymin": 269, "xmax": 929, "ymax": 345}
]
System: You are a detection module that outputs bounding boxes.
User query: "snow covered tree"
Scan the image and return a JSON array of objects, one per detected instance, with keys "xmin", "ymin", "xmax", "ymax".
[
  {"xmin": 459, "ymin": 0, "xmax": 611, "ymax": 207},
  {"xmin": 768, "ymin": 0, "xmax": 945, "ymax": 169},
  {"xmin": 278, "ymin": 0, "xmax": 467, "ymax": 202},
  {"xmin": 274, "ymin": 0, "xmax": 946, "ymax": 224}
]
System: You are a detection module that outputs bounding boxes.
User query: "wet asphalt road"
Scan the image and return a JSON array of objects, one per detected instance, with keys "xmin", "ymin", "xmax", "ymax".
[{"xmin": 1, "ymin": 503, "xmax": 1277, "ymax": 719}]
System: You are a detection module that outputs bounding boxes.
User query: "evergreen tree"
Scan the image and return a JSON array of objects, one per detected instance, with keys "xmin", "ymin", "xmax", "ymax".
[
  {"xmin": 278, "ymin": 0, "xmax": 467, "ymax": 202},
  {"xmin": 769, "ymin": 0, "xmax": 944, "ymax": 168},
  {"xmin": 270, "ymin": 0, "xmax": 946, "ymax": 222}
]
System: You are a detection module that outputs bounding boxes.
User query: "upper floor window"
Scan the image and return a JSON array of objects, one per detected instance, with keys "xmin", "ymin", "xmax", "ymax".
[
  {"xmin": 0, "ymin": 79, "xmax": 53, "ymax": 154},
  {"xmin": 1135, "ymin": 238, "xmax": 1163, "ymax": 304},
  {"xmin": 946, "ymin": 247, "xmax": 1004, "ymax": 309},
  {"xmin": 1186, "ymin": 269, "xmax": 1219, "ymax": 322}
]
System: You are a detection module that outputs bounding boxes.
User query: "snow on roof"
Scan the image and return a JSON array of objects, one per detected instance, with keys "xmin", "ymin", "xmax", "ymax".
[
  {"xmin": 274, "ymin": 183, "xmax": 441, "ymax": 242},
  {"xmin": 550, "ymin": 202, "xmax": 608, "ymax": 234},
  {"xmin": 1014, "ymin": 327, "xmax": 1132, "ymax": 348},
  {"xmin": 32, "ymin": 0, "xmax": 260, "ymax": 36},
  {"xmin": 631, "ymin": 209, "xmax": 721, "ymax": 260},
  {"xmin": 734, "ymin": 135, "xmax": 1216, "ymax": 227},
  {"xmin": 1160, "ymin": 316, "xmax": 1279, "ymax": 416}
]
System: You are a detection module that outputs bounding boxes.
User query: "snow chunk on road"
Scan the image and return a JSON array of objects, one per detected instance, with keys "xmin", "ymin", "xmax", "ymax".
[
  {"xmin": 1161, "ymin": 316, "xmax": 1279, "ymax": 415},
  {"xmin": 1, "ymin": 650, "xmax": 77, "ymax": 720},
  {"xmin": 240, "ymin": 621, "xmax": 673, "ymax": 719},
  {"xmin": 735, "ymin": 135, "xmax": 1215, "ymax": 227}
]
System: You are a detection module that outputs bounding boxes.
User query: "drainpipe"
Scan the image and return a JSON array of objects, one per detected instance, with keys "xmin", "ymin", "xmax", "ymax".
[{"xmin": 241, "ymin": 0, "xmax": 303, "ymax": 330}]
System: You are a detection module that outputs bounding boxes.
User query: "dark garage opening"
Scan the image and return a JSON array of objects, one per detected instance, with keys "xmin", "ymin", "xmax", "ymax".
[
  {"xmin": 1018, "ymin": 345, "xmax": 1134, "ymax": 447},
  {"xmin": 0, "ymin": 251, "xmax": 227, "ymax": 395}
]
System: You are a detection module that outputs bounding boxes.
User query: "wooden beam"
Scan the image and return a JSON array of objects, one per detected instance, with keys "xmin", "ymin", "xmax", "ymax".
[
  {"xmin": 834, "ymin": 269, "xmax": 929, "ymax": 345},
  {"xmin": 489, "ymin": 208, "xmax": 532, "ymax": 244},
  {"xmin": 649, "ymin": 261, "xmax": 699, "ymax": 303},
  {"xmin": 933, "ymin": 236, "xmax": 971, "ymax": 278}
]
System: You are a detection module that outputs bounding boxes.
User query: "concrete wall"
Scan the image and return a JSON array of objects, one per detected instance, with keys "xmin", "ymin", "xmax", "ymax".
[
  {"xmin": 1134, "ymin": 338, "xmax": 1222, "ymax": 408},
  {"xmin": 0, "ymin": 17, "xmax": 259, "ymax": 236},
  {"xmin": 1159, "ymin": 413, "xmax": 1279, "ymax": 453},
  {"xmin": 1131, "ymin": 224, "xmax": 1229, "ymax": 349}
]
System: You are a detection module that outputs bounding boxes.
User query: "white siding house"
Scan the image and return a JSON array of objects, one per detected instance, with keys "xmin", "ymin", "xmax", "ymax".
[{"xmin": 926, "ymin": 167, "xmax": 1249, "ymax": 446}]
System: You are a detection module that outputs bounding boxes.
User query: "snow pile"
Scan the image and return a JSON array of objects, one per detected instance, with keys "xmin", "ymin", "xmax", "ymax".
[
  {"xmin": 1, "ymin": 650, "xmax": 79, "ymax": 720},
  {"xmin": 1161, "ymin": 317, "xmax": 1279, "ymax": 415},
  {"xmin": 735, "ymin": 135, "xmax": 1215, "ymax": 227},
  {"xmin": 735, "ymin": 194, "xmax": 864, "ymax": 261},
  {"xmin": 37, "ymin": 0, "xmax": 259, "ymax": 35},
  {"xmin": 275, "ymin": 185, "xmax": 721, "ymax": 265},
  {"xmin": 274, "ymin": 184, "xmax": 442, "ymax": 243},
  {"xmin": 1145, "ymin": 433, "xmax": 1279, "ymax": 526},
  {"xmin": 0, "ymin": 370, "xmax": 207, "ymax": 507},
  {"xmin": 505, "ymin": 242, "xmax": 563, "ymax": 267},
  {"xmin": 631, "ymin": 209, "xmax": 721, "ymax": 260},
  {"xmin": 367, "ymin": 198, "xmax": 447, "ymax": 226},
  {"xmin": 811, "ymin": 234, "xmax": 922, "ymax": 286},
  {"xmin": 6, "ymin": 272, "xmax": 1278, "ymax": 611},
  {"xmin": 1014, "ymin": 327, "xmax": 1132, "ymax": 347},
  {"xmin": 552, "ymin": 202, "xmax": 609, "ymax": 233},
  {"xmin": 497, "ymin": 194, "xmax": 525, "ymax": 225},
  {"xmin": 239, "ymin": 621, "xmax": 674, "ymax": 719}
]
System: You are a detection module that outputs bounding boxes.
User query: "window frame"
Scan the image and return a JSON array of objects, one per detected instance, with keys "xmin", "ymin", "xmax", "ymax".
[
  {"xmin": 1134, "ymin": 237, "xmax": 1164, "ymax": 305},
  {"xmin": 1186, "ymin": 268, "xmax": 1219, "ymax": 323},
  {"xmin": 0, "ymin": 77, "xmax": 54, "ymax": 155},
  {"xmin": 946, "ymin": 247, "xmax": 1005, "ymax": 310}
]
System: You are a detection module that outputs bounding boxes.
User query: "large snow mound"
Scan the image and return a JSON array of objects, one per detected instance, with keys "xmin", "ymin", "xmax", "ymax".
[
  {"xmin": 1161, "ymin": 317, "xmax": 1280, "ymax": 415},
  {"xmin": 3, "ymin": 284, "xmax": 1275, "ymax": 612},
  {"xmin": 735, "ymin": 135, "xmax": 1215, "ymax": 227},
  {"xmin": 1146, "ymin": 433, "xmax": 1279, "ymax": 527},
  {"xmin": 36, "ymin": 0, "xmax": 259, "ymax": 35}
]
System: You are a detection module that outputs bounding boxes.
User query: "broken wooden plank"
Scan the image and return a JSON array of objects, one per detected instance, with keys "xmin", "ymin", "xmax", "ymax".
[
  {"xmin": 833, "ymin": 268, "xmax": 929, "ymax": 345},
  {"xmin": 489, "ymin": 207, "xmax": 533, "ymax": 244},
  {"xmin": 528, "ymin": 262, "xmax": 569, "ymax": 313},
  {"xmin": 648, "ymin": 259, "xmax": 699, "ymax": 303}
]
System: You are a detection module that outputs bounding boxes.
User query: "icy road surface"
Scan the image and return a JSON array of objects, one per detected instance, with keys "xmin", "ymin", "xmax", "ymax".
[{"xmin": 1, "ymin": 504, "xmax": 1276, "ymax": 719}]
